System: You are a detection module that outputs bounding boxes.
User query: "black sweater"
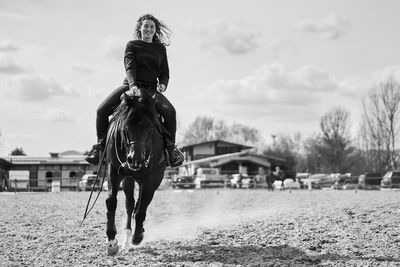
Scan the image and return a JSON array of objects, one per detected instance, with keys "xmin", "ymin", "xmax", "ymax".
[{"xmin": 124, "ymin": 40, "xmax": 169, "ymax": 89}]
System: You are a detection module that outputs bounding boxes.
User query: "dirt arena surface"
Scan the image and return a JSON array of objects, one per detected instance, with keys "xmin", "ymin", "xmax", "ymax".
[{"xmin": 1, "ymin": 188, "xmax": 400, "ymax": 266}]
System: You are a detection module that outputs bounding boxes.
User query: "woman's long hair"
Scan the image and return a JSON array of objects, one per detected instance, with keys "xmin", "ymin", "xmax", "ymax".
[{"xmin": 134, "ymin": 14, "xmax": 172, "ymax": 46}]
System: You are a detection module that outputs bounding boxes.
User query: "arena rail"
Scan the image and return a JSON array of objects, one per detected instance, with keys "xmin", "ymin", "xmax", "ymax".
[{"xmin": 6, "ymin": 178, "xmax": 80, "ymax": 193}]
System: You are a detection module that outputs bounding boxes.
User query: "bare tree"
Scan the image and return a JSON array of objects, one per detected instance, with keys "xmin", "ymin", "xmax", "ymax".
[
  {"xmin": 181, "ymin": 116, "xmax": 262, "ymax": 147},
  {"xmin": 181, "ymin": 116, "xmax": 215, "ymax": 145},
  {"xmin": 265, "ymin": 132, "xmax": 304, "ymax": 173},
  {"xmin": 318, "ymin": 106, "xmax": 354, "ymax": 173},
  {"xmin": 361, "ymin": 78, "xmax": 400, "ymax": 170},
  {"xmin": 357, "ymin": 120, "xmax": 381, "ymax": 172},
  {"xmin": 301, "ymin": 134, "xmax": 322, "ymax": 173},
  {"xmin": 11, "ymin": 147, "xmax": 26, "ymax": 156},
  {"xmin": 228, "ymin": 123, "xmax": 262, "ymax": 145}
]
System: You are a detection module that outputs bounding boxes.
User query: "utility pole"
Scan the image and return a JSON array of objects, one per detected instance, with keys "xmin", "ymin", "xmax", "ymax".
[{"xmin": 271, "ymin": 134, "xmax": 277, "ymax": 150}]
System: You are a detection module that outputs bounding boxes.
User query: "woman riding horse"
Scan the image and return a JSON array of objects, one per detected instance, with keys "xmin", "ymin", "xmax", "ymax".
[{"xmin": 86, "ymin": 14, "xmax": 184, "ymax": 168}]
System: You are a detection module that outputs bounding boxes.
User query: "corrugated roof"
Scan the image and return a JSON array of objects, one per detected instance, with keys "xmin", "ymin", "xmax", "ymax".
[
  {"xmin": 0, "ymin": 158, "xmax": 13, "ymax": 167},
  {"xmin": 180, "ymin": 139, "xmax": 253, "ymax": 151},
  {"xmin": 180, "ymin": 149, "xmax": 285, "ymax": 167},
  {"xmin": 2, "ymin": 155, "xmax": 88, "ymax": 165}
]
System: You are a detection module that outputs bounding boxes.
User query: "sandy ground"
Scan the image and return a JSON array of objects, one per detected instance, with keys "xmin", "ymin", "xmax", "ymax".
[{"xmin": 1, "ymin": 188, "xmax": 400, "ymax": 266}]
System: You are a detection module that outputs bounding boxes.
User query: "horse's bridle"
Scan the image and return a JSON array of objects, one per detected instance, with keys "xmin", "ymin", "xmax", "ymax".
[{"xmin": 115, "ymin": 129, "xmax": 153, "ymax": 173}]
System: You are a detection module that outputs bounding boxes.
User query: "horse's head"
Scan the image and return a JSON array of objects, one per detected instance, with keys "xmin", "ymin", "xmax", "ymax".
[{"xmin": 114, "ymin": 87, "xmax": 158, "ymax": 172}]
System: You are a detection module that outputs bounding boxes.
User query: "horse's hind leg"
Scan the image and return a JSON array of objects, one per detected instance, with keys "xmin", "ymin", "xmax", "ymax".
[{"xmin": 105, "ymin": 165, "xmax": 122, "ymax": 255}]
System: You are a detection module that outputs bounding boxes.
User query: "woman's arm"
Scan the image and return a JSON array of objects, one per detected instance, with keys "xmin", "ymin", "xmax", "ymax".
[
  {"xmin": 158, "ymin": 45, "xmax": 169, "ymax": 90},
  {"xmin": 124, "ymin": 41, "xmax": 137, "ymax": 89}
]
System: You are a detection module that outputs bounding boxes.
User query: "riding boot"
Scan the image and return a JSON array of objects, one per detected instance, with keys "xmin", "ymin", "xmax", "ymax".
[
  {"xmin": 165, "ymin": 140, "xmax": 184, "ymax": 167},
  {"xmin": 85, "ymin": 138, "xmax": 106, "ymax": 165}
]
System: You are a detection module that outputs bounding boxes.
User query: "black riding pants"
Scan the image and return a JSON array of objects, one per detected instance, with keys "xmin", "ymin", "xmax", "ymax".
[{"xmin": 96, "ymin": 82, "xmax": 177, "ymax": 142}]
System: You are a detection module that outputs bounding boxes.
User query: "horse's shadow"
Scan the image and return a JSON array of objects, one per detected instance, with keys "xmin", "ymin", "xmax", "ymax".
[{"xmin": 140, "ymin": 243, "xmax": 351, "ymax": 266}]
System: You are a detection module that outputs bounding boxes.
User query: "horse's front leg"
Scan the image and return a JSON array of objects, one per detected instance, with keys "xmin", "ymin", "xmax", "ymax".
[
  {"xmin": 132, "ymin": 183, "xmax": 156, "ymax": 245},
  {"xmin": 124, "ymin": 177, "xmax": 135, "ymax": 230},
  {"xmin": 122, "ymin": 176, "xmax": 135, "ymax": 249},
  {"xmin": 105, "ymin": 165, "xmax": 122, "ymax": 255}
]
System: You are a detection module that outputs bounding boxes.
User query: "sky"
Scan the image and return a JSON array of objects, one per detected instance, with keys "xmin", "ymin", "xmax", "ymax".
[{"xmin": 1, "ymin": 0, "xmax": 400, "ymax": 156}]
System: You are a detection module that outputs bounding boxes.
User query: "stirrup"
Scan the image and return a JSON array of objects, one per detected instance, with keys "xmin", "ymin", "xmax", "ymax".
[
  {"xmin": 85, "ymin": 142, "xmax": 104, "ymax": 165},
  {"xmin": 165, "ymin": 146, "xmax": 184, "ymax": 167}
]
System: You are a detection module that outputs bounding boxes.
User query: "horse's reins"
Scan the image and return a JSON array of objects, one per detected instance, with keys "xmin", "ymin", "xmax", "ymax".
[
  {"xmin": 80, "ymin": 134, "xmax": 110, "ymax": 226},
  {"xmin": 115, "ymin": 129, "xmax": 133, "ymax": 173},
  {"xmin": 80, "ymin": 127, "xmax": 144, "ymax": 225}
]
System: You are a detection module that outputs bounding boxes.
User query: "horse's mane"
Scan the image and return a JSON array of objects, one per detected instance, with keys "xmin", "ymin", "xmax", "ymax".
[
  {"xmin": 109, "ymin": 95, "xmax": 156, "ymax": 150},
  {"xmin": 109, "ymin": 97, "xmax": 139, "ymax": 149}
]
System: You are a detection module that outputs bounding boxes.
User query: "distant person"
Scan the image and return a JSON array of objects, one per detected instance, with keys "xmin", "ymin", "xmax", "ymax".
[
  {"xmin": 237, "ymin": 173, "xmax": 244, "ymax": 188},
  {"xmin": 274, "ymin": 166, "xmax": 286, "ymax": 191},
  {"xmin": 253, "ymin": 174, "xmax": 262, "ymax": 188},
  {"xmin": 266, "ymin": 169, "xmax": 275, "ymax": 191},
  {"xmin": 85, "ymin": 14, "xmax": 184, "ymax": 168}
]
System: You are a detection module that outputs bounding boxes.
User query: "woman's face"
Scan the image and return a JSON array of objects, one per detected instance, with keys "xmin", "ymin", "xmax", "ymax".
[{"xmin": 140, "ymin": 19, "xmax": 156, "ymax": 42}]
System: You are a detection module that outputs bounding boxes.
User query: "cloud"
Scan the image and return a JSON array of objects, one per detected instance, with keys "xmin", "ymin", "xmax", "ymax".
[
  {"xmin": 0, "ymin": 132, "xmax": 33, "ymax": 156},
  {"xmin": 335, "ymin": 66, "xmax": 400, "ymax": 98},
  {"xmin": 42, "ymin": 108, "xmax": 75, "ymax": 123},
  {"xmin": 2, "ymin": 73, "xmax": 79, "ymax": 101},
  {"xmin": 267, "ymin": 39, "xmax": 300, "ymax": 59},
  {"xmin": 0, "ymin": 57, "xmax": 27, "ymax": 74},
  {"xmin": 0, "ymin": 40, "xmax": 19, "ymax": 52},
  {"xmin": 193, "ymin": 19, "xmax": 260, "ymax": 55},
  {"xmin": 296, "ymin": 13, "xmax": 351, "ymax": 39},
  {"xmin": 190, "ymin": 63, "xmax": 338, "ymax": 112},
  {"xmin": 72, "ymin": 63, "xmax": 94, "ymax": 74},
  {"xmin": 177, "ymin": 63, "xmax": 344, "ymax": 134},
  {"xmin": 0, "ymin": 11, "xmax": 30, "ymax": 21},
  {"xmin": 102, "ymin": 35, "xmax": 125, "ymax": 60},
  {"xmin": 372, "ymin": 65, "xmax": 400, "ymax": 85},
  {"xmin": 4, "ymin": 132, "xmax": 33, "ymax": 141}
]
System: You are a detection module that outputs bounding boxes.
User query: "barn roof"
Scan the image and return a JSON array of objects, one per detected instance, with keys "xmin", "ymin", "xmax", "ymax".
[
  {"xmin": 180, "ymin": 149, "xmax": 285, "ymax": 167},
  {"xmin": 180, "ymin": 139, "xmax": 253, "ymax": 151},
  {"xmin": 0, "ymin": 158, "xmax": 13, "ymax": 167},
  {"xmin": 2, "ymin": 154, "xmax": 88, "ymax": 165}
]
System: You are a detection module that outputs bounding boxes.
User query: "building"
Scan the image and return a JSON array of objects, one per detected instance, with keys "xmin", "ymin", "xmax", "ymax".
[
  {"xmin": 1, "ymin": 151, "xmax": 96, "ymax": 191},
  {"xmin": 0, "ymin": 158, "xmax": 12, "ymax": 191},
  {"xmin": 0, "ymin": 140, "xmax": 288, "ymax": 191},
  {"xmin": 180, "ymin": 140, "xmax": 286, "ymax": 176},
  {"xmin": 181, "ymin": 140, "xmax": 253, "ymax": 161}
]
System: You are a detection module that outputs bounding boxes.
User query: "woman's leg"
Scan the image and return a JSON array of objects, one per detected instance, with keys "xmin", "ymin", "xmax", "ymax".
[
  {"xmin": 155, "ymin": 93, "xmax": 176, "ymax": 141},
  {"xmin": 86, "ymin": 83, "xmax": 129, "ymax": 165},
  {"xmin": 155, "ymin": 93, "xmax": 183, "ymax": 167},
  {"xmin": 96, "ymin": 83, "xmax": 129, "ymax": 140}
]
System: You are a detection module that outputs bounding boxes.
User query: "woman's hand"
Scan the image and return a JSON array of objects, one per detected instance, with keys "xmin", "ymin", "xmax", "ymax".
[
  {"xmin": 120, "ymin": 86, "xmax": 138, "ymax": 101},
  {"xmin": 128, "ymin": 86, "xmax": 138, "ymax": 96},
  {"xmin": 157, "ymin": 84, "xmax": 166, "ymax": 93}
]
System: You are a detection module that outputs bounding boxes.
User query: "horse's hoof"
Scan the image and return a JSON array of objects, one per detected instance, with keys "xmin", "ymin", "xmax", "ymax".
[
  {"xmin": 132, "ymin": 228, "xmax": 144, "ymax": 245},
  {"xmin": 123, "ymin": 229, "xmax": 132, "ymax": 249},
  {"xmin": 106, "ymin": 239, "xmax": 119, "ymax": 255}
]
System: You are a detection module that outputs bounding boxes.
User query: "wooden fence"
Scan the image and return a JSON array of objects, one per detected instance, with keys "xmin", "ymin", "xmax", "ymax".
[{"xmin": 8, "ymin": 178, "xmax": 80, "ymax": 192}]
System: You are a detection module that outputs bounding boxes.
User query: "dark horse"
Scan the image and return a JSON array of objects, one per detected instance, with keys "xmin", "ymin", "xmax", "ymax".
[{"xmin": 105, "ymin": 87, "xmax": 166, "ymax": 255}]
